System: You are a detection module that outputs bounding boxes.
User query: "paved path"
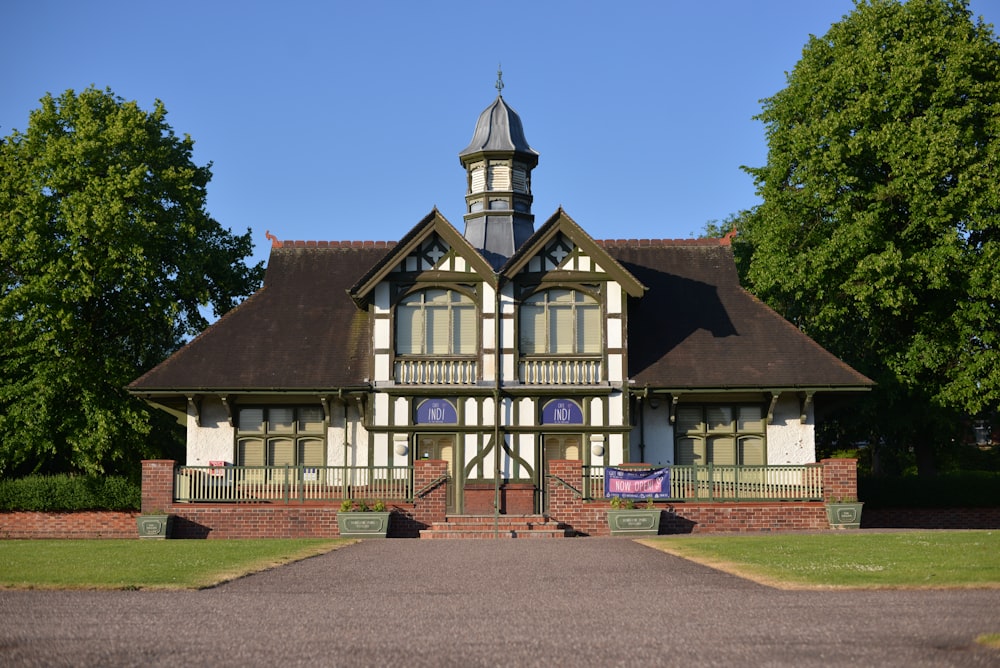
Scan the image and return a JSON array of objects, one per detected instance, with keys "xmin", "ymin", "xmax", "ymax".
[{"xmin": 1, "ymin": 538, "xmax": 998, "ymax": 667}]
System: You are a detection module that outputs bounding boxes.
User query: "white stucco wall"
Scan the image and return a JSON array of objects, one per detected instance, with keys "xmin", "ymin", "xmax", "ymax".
[
  {"xmin": 185, "ymin": 397, "xmax": 233, "ymax": 465},
  {"xmin": 766, "ymin": 394, "xmax": 816, "ymax": 464}
]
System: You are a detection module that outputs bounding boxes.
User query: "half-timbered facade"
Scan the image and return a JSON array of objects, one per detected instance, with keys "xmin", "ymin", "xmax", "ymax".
[{"xmin": 129, "ymin": 90, "xmax": 872, "ymax": 517}]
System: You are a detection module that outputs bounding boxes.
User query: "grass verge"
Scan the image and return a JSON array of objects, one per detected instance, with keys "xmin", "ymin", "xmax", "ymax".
[
  {"xmin": 0, "ymin": 539, "xmax": 351, "ymax": 590},
  {"xmin": 638, "ymin": 531, "xmax": 1000, "ymax": 590}
]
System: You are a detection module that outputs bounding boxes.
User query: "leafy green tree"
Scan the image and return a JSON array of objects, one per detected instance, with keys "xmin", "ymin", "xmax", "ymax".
[
  {"xmin": 0, "ymin": 87, "xmax": 263, "ymax": 476},
  {"xmin": 740, "ymin": 0, "xmax": 1000, "ymax": 475},
  {"xmin": 696, "ymin": 212, "xmax": 744, "ymax": 240}
]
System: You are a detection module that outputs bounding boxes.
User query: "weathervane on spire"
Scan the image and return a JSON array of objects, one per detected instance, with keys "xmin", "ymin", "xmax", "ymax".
[{"xmin": 496, "ymin": 64, "xmax": 504, "ymax": 96}]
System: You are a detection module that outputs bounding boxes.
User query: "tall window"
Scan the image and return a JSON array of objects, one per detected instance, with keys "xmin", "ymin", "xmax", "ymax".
[
  {"xmin": 675, "ymin": 405, "xmax": 766, "ymax": 466},
  {"xmin": 236, "ymin": 406, "xmax": 325, "ymax": 471},
  {"xmin": 396, "ymin": 289, "xmax": 477, "ymax": 355},
  {"xmin": 520, "ymin": 289, "xmax": 601, "ymax": 355}
]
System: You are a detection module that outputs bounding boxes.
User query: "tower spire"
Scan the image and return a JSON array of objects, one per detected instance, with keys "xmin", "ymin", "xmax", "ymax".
[{"xmin": 459, "ymin": 79, "xmax": 539, "ymax": 269}]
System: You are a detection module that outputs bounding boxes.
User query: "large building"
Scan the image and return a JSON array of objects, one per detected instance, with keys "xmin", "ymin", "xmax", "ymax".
[{"xmin": 129, "ymin": 88, "xmax": 872, "ymax": 517}]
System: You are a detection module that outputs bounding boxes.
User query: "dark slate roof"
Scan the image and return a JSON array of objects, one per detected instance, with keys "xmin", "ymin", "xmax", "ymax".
[
  {"xmin": 459, "ymin": 95, "xmax": 538, "ymax": 160},
  {"xmin": 129, "ymin": 242, "xmax": 393, "ymax": 392},
  {"xmin": 600, "ymin": 239, "xmax": 873, "ymax": 390},
  {"xmin": 130, "ymin": 235, "xmax": 871, "ymax": 394}
]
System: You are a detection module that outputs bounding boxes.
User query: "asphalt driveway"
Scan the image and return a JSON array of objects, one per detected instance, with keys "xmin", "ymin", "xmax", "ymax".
[{"xmin": 1, "ymin": 538, "xmax": 998, "ymax": 667}]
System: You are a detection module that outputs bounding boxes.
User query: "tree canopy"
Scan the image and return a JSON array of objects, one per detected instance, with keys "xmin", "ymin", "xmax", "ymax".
[
  {"xmin": 0, "ymin": 87, "xmax": 263, "ymax": 476},
  {"xmin": 740, "ymin": 0, "xmax": 1000, "ymax": 473}
]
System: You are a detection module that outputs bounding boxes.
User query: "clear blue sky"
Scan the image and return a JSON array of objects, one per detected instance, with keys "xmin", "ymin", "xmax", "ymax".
[{"xmin": 3, "ymin": 0, "xmax": 997, "ymax": 269}]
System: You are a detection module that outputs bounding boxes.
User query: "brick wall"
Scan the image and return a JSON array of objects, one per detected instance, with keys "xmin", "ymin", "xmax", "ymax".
[
  {"xmin": 821, "ymin": 457, "xmax": 859, "ymax": 502},
  {"xmin": 547, "ymin": 459, "xmax": 846, "ymax": 535},
  {"xmin": 0, "ymin": 511, "xmax": 138, "ymax": 539},
  {"xmin": 137, "ymin": 459, "xmax": 450, "ymax": 539},
  {"xmin": 7, "ymin": 458, "xmax": 1000, "ymax": 537}
]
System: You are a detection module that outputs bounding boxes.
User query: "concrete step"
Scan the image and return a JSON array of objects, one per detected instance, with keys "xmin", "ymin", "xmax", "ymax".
[{"xmin": 419, "ymin": 515, "xmax": 571, "ymax": 539}]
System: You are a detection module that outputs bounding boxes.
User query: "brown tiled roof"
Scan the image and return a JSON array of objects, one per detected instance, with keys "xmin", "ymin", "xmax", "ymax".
[
  {"xmin": 130, "ymin": 235, "xmax": 871, "ymax": 394},
  {"xmin": 600, "ymin": 240, "xmax": 872, "ymax": 389},
  {"xmin": 129, "ymin": 244, "xmax": 392, "ymax": 392}
]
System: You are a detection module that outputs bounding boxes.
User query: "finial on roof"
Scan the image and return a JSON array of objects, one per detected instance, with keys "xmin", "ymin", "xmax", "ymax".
[{"xmin": 496, "ymin": 64, "xmax": 504, "ymax": 96}]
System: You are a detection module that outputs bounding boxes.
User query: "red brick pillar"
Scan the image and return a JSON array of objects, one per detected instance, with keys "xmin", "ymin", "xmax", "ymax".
[
  {"xmin": 821, "ymin": 458, "xmax": 859, "ymax": 502},
  {"xmin": 547, "ymin": 460, "xmax": 583, "ymax": 518},
  {"xmin": 412, "ymin": 459, "xmax": 448, "ymax": 526},
  {"xmin": 141, "ymin": 460, "xmax": 176, "ymax": 513}
]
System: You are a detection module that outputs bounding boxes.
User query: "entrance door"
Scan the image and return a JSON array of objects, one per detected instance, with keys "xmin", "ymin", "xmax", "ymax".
[
  {"xmin": 417, "ymin": 434, "xmax": 457, "ymax": 514},
  {"xmin": 541, "ymin": 434, "xmax": 581, "ymax": 512}
]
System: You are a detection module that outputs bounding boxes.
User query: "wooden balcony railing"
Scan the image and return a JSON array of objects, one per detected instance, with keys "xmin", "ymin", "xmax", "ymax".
[
  {"xmin": 174, "ymin": 465, "xmax": 413, "ymax": 504},
  {"xmin": 519, "ymin": 357, "xmax": 602, "ymax": 384},
  {"xmin": 394, "ymin": 358, "xmax": 477, "ymax": 385},
  {"xmin": 581, "ymin": 464, "xmax": 824, "ymax": 502}
]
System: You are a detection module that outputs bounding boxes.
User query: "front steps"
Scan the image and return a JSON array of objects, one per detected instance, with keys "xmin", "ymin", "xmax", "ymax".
[{"xmin": 419, "ymin": 514, "xmax": 572, "ymax": 539}]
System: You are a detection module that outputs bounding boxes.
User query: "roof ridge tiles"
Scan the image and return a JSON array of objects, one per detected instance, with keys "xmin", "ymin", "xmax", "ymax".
[
  {"xmin": 279, "ymin": 240, "xmax": 397, "ymax": 248},
  {"xmin": 595, "ymin": 238, "xmax": 730, "ymax": 248}
]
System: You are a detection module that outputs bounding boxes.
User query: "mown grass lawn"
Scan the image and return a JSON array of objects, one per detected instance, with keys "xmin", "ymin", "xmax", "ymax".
[
  {"xmin": 640, "ymin": 530, "xmax": 1000, "ymax": 589},
  {"xmin": 0, "ymin": 539, "xmax": 350, "ymax": 590}
]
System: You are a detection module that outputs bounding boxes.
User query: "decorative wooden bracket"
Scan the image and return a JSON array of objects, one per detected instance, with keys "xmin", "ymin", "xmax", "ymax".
[
  {"xmin": 766, "ymin": 393, "xmax": 780, "ymax": 425},
  {"xmin": 800, "ymin": 391, "xmax": 814, "ymax": 424},
  {"xmin": 187, "ymin": 396, "xmax": 201, "ymax": 427},
  {"xmin": 219, "ymin": 395, "xmax": 233, "ymax": 427}
]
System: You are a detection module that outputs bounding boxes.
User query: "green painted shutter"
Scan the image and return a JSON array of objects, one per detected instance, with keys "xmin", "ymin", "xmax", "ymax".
[
  {"xmin": 298, "ymin": 407, "xmax": 324, "ymax": 433},
  {"xmin": 238, "ymin": 438, "xmax": 265, "ymax": 484},
  {"xmin": 708, "ymin": 436, "xmax": 736, "ymax": 466},
  {"xmin": 298, "ymin": 438, "xmax": 324, "ymax": 467},
  {"xmin": 676, "ymin": 437, "xmax": 705, "ymax": 465},
  {"xmin": 269, "ymin": 408, "xmax": 294, "ymax": 433},
  {"xmin": 676, "ymin": 407, "xmax": 704, "ymax": 434},
  {"xmin": 739, "ymin": 436, "xmax": 765, "ymax": 466}
]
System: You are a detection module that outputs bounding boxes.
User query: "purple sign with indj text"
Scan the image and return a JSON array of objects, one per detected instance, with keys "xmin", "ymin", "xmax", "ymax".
[
  {"xmin": 541, "ymin": 399, "xmax": 583, "ymax": 425},
  {"xmin": 415, "ymin": 399, "xmax": 457, "ymax": 424}
]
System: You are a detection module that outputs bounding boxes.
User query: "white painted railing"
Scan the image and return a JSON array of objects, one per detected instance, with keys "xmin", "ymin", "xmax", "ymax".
[
  {"xmin": 583, "ymin": 464, "xmax": 824, "ymax": 501},
  {"xmin": 395, "ymin": 358, "xmax": 477, "ymax": 384},
  {"xmin": 174, "ymin": 465, "xmax": 412, "ymax": 504},
  {"xmin": 519, "ymin": 358, "xmax": 602, "ymax": 384}
]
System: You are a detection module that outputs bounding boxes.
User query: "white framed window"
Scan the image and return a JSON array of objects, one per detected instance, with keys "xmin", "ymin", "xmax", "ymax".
[
  {"xmin": 520, "ymin": 289, "xmax": 601, "ymax": 355},
  {"xmin": 396, "ymin": 288, "xmax": 477, "ymax": 355}
]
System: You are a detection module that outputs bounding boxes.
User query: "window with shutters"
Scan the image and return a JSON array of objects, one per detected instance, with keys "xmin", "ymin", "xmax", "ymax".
[
  {"xmin": 675, "ymin": 405, "xmax": 766, "ymax": 466},
  {"xmin": 236, "ymin": 406, "xmax": 326, "ymax": 475},
  {"xmin": 518, "ymin": 288, "xmax": 603, "ymax": 384},
  {"xmin": 394, "ymin": 288, "xmax": 479, "ymax": 384},
  {"xmin": 519, "ymin": 289, "xmax": 601, "ymax": 355},
  {"xmin": 396, "ymin": 288, "xmax": 477, "ymax": 355}
]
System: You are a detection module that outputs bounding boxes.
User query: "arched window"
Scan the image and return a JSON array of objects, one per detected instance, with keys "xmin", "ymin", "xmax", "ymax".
[
  {"xmin": 396, "ymin": 288, "xmax": 477, "ymax": 355},
  {"xmin": 520, "ymin": 289, "xmax": 601, "ymax": 355}
]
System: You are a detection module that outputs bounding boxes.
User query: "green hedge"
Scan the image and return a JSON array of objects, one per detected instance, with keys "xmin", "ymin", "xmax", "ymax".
[
  {"xmin": 860, "ymin": 471, "xmax": 1000, "ymax": 508},
  {"xmin": 0, "ymin": 475, "xmax": 141, "ymax": 511}
]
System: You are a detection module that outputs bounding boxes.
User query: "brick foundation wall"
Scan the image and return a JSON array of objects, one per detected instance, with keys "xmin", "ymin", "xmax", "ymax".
[
  {"xmin": 134, "ymin": 459, "xmax": 451, "ymax": 539},
  {"xmin": 547, "ymin": 459, "xmax": 846, "ymax": 535},
  {"xmin": 463, "ymin": 483, "xmax": 535, "ymax": 515},
  {"xmin": 0, "ymin": 511, "xmax": 139, "ymax": 539},
  {"xmin": 11, "ymin": 458, "xmax": 1000, "ymax": 537}
]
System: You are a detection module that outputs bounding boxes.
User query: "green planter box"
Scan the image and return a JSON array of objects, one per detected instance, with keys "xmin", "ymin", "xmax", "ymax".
[
  {"xmin": 607, "ymin": 509, "xmax": 662, "ymax": 536},
  {"xmin": 136, "ymin": 514, "xmax": 173, "ymax": 539},
  {"xmin": 825, "ymin": 502, "xmax": 864, "ymax": 529},
  {"xmin": 337, "ymin": 511, "xmax": 391, "ymax": 538}
]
